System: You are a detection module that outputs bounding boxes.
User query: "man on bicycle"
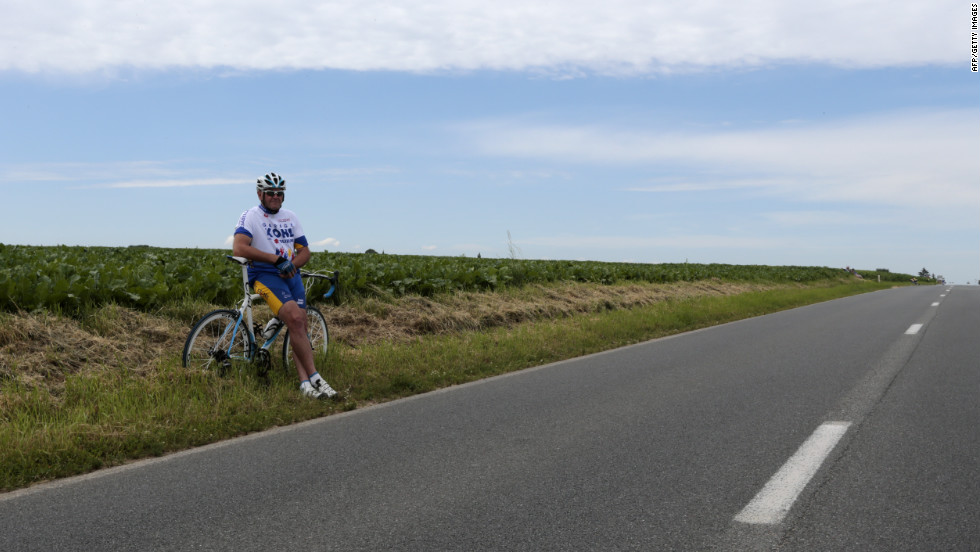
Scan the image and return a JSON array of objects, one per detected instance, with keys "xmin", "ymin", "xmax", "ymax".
[{"xmin": 232, "ymin": 172, "xmax": 338, "ymax": 400}]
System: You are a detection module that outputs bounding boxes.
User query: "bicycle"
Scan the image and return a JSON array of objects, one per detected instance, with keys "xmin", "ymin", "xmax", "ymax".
[{"xmin": 181, "ymin": 255, "xmax": 339, "ymax": 378}]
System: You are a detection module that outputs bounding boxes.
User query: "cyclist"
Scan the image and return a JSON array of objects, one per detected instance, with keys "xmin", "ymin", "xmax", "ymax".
[{"xmin": 232, "ymin": 172, "xmax": 338, "ymax": 400}]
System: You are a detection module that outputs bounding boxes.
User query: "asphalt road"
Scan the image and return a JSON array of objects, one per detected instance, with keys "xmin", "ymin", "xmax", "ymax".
[{"xmin": 2, "ymin": 285, "xmax": 977, "ymax": 551}]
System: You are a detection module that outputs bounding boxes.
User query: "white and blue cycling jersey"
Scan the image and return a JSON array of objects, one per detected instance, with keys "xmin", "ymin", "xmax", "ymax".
[{"xmin": 234, "ymin": 204, "xmax": 310, "ymax": 282}]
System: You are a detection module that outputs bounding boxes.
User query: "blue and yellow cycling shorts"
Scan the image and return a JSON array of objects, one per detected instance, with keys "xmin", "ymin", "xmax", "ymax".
[{"xmin": 252, "ymin": 273, "xmax": 306, "ymax": 316}]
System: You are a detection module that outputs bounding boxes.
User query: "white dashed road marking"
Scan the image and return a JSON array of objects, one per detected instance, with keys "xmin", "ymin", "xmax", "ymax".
[
  {"xmin": 905, "ymin": 324, "xmax": 923, "ymax": 335},
  {"xmin": 734, "ymin": 422, "xmax": 852, "ymax": 525}
]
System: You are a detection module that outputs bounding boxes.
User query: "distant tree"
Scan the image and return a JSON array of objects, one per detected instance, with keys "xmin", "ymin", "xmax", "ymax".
[
  {"xmin": 365, "ymin": 248, "xmax": 379, "ymax": 255},
  {"xmin": 918, "ymin": 267, "xmax": 931, "ymax": 279}
]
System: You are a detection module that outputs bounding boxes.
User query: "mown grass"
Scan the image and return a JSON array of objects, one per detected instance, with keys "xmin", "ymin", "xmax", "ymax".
[{"xmin": 0, "ymin": 279, "xmax": 897, "ymax": 491}]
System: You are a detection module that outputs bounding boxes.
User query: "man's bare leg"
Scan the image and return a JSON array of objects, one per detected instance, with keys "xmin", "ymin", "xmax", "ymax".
[{"xmin": 278, "ymin": 301, "xmax": 316, "ymax": 381}]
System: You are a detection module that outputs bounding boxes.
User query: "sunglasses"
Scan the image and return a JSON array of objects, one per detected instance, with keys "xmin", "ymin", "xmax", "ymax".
[{"xmin": 264, "ymin": 191, "xmax": 284, "ymax": 198}]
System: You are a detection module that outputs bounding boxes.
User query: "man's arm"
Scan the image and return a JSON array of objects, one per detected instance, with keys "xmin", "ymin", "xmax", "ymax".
[
  {"xmin": 291, "ymin": 245, "xmax": 311, "ymax": 270},
  {"xmin": 232, "ymin": 233, "xmax": 279, "ymax": 264}
]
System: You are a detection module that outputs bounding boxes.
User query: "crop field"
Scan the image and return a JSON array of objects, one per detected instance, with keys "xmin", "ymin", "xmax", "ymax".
[{"xmin": 0, "ymin": 243, "xmax": 916, "ymax": 314}]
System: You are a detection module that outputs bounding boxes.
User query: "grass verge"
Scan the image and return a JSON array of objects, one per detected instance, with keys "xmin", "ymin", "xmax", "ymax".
[{"xmin": 0, "ymin": 279, "xmax": 895, "ymax": 491}]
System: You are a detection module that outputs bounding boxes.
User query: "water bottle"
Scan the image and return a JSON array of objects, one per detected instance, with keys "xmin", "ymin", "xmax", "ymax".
[{"xmin": 262, "ymin": 318, "xmax": 282, "ymax": 341}]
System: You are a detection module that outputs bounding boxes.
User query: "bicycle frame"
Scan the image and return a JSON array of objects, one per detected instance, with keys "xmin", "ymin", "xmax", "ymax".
[
  {"xmin": 219, "ymin": 255, "xmax": 336, "ymax": 361},
  {"xmin": 182, "ymin": 256, "xmax": 339, "ymax": 372}
]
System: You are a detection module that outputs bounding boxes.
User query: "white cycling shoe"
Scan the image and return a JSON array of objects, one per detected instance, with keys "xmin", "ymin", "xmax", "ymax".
[
  {"xmin": 301, "ymin": 382, "xmax": 331, "ymax": 400},
  {"xmin": 312, "ymin": 378, "xmax": 339, "ymax": 399}
]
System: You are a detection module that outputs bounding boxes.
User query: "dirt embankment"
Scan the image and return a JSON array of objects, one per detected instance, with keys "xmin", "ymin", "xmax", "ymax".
[
  {"xmin": 327, "ymin": 279, "xmax": 770, "ymax": 345},
  {"xmin": 0, "ymin": 279, "xmax": 773, "ymax": 389}
]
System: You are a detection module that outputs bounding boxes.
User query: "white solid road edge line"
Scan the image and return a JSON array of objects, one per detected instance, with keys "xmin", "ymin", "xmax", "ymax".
[
  {"xmin": 734, "ymin": 421, "xmax": 852, "ymax": 525},
  {"xmin": 905, "ymin": 324, "xmax": 923, "ymax": 335}
]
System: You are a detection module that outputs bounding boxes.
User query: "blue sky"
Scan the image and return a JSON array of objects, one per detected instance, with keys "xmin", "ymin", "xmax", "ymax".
[{"xmin": 2, "ymin": 1, "xmax": 978, "ymax": 283}]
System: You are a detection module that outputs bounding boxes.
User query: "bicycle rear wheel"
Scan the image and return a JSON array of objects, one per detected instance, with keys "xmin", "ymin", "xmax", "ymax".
[
  {"xmin": 282, "ymin": 306, "xmax": 329, "ymax": 371},
  {"xmin": 183, "ymin": 309, "xmax": 254, "ymax": 374}
]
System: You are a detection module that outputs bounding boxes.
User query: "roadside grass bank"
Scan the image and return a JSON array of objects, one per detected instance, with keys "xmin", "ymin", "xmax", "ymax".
[{"xmin": 0, "ymin": 278, "xmax": 897, "ymax": 491}]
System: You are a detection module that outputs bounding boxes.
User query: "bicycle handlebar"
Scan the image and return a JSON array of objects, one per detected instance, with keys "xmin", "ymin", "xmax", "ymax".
[
  {"xmin": 300, "ymin": 271, "xmax": 340, "ymax": 299},
  {"xmin": 226, "ymin": 256, "xmax": 339, "ymax": 300}
]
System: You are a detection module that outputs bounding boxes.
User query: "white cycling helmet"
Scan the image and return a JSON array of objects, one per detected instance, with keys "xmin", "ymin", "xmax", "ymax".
[{"xmin": 256, "ymin": 172, "xmax": 286, "ymax": 192}]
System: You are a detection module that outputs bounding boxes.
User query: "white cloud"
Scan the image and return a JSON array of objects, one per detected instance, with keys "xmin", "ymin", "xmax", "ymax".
[
  {"xmin": 2, "ymin": 161, "xmax": 177, "ymax": 182},
  {"xmin": 312, "ymin": 237, "xmax": 340, "ymax": 248},
  {"xmin": 761, "ymin": 210, "xmax": 899, "ymax": 228},
  {"xmin": 104, "ymin": 178, "xmax": 242, "ymax": 188},
  {"xmin": 2, "ymin": 1, "xmax": 962, "ymax": 74},
  {"xmin": 624, "ymin": 179, "xmax": 781, "ymax": 193},
  {"xmin": 522, "ymin": 234, "xmax": 791, "ymax": 250},
  {"xmin": 463, "ymin": 108, "xmax": 980, "ymax": 208},
  {"xmin": 1, "ymin": 162, "xmax": 252, "ymax": 190}
]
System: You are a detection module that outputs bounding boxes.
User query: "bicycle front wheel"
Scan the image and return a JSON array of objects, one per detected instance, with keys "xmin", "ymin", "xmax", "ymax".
[
  {"xmin": 282, "ymin": 306, "xmax": 329, "ymax": 371},
  {"xmin": 183, "ymin": 309, "xmax": 254, "ymax": 373}
]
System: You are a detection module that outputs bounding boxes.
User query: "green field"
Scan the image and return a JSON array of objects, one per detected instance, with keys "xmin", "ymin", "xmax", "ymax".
[{"xmin": 0, "ymin": 244, "xmax": 919, "ymax": 315}]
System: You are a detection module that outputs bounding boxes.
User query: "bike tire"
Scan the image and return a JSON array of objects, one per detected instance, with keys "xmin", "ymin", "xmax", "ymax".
[
  {"xmin": 282, "ymin": 306, "xmax": 329, "ymax": 371},
  {"xmin": 182, "ymin": 309, "xmax": 254, "ymax": 374}
]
